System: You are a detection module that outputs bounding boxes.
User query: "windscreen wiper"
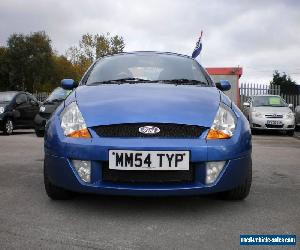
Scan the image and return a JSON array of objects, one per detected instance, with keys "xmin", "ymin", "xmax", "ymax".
[
  {"xmin": 89, "ymin": 78, "xmax": 152, "ymax": 85},
  {"xmin": 89, "ymin": 78, "xmax": 207, "ymax": 86},
  {"xmin": 158, "ymin": 79, "xmax": 207, "ymax": 85},
  {"xmin": 51, "ymin": 98, "xmax": 64, "ymax": 102}
]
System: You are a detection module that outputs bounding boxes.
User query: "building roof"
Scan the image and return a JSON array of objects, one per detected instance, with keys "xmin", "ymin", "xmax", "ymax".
[{"xmin": 206, "ymin": 67, "xmax": 243, "ymax": 78}]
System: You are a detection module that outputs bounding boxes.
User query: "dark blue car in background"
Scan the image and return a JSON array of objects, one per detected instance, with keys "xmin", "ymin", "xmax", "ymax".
[{"xmin": 44, "ymin": 51, "xmax": 252, "ymax": 200}]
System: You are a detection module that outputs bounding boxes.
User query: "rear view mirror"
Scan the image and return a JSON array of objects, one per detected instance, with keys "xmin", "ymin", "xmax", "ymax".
[
  {"xmin": 215, "ymin": 80, "xmax": 231, "ymax": 91},
  {"xmin": 30, "ymin": 99, "xmax": 38, "ymax": 105},
  {"xmin": 243, "ymin": 102, "xmax": 250, "ymax": 107},
  {"xmin": 61, "ymin": 79, "xmax": 78, "ymax": 90}
]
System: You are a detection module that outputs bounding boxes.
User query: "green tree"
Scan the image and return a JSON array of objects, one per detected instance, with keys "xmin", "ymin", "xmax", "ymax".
[
  {"xmin": 270, "ymin": 71, "xmax": 298, "ymax": 94},
  {"xmin": 0, "ymin": 47, "xmax": 10, "ymax": 91},
  {"xmin": 49, "ymin": 55, "xmax": 79, "ymax": 89},
  {"xmin": 6, "ymin": 34, "xmax": 27, "ymax": 90},
  {"xmin": 0, "ymin": 31, "xmax": 126, "ymax": 92},
  {"xmin": 66, "ymin": 33, "xmax": 125, "ymax": 76},
  {"xmin": 5, "ymin": 31, "xmax": 53, "ymax": 92}
]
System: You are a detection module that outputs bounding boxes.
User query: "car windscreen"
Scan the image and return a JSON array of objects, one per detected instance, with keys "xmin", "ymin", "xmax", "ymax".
[
  {"xmin": 85, "ymin": 53, "xmax": 210, "ymax": 85},
  {"xmin": 0, "ymin": 92, "xmax": 16, "ymax": 102},
  {"xmin": 46, "ymin": 87, "xmax": 71, "ymax": 102},
  {"xmin": 252, "ymin": 96, "xmax": 287, "ymax": 107}
]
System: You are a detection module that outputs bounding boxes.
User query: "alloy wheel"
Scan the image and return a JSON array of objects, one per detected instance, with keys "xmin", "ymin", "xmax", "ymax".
[{"xmin": 5, "ymin": 119, "xmax": 13, "ymax": 134}]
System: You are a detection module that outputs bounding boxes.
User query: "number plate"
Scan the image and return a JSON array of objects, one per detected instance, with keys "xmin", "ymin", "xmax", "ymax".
[
  {"xmin": 109, "ymin": 150, "xmax": 189, "ymax": 170},
  {"xmin": 266, "ymin": 120, "xmax": 282, "ymax": 125}
]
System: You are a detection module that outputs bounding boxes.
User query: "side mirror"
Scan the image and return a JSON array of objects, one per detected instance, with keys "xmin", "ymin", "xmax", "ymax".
[
  {"xmin": 288, "ymin": 104, "xmax": 293, "ymax": 108},
  {"xmin": 243, "ymin": 102, "xmax": 250, "ymax": 107},
  {"xmin": 61, "ymin": 79, "xmax": 78, "ymax": 90},
  {"xmin": 30, "ymin": 99, "xmax": 37, "ymax": 105},
  {"xmin": 215, "ymin": 80, "xmax": 231, "ymax": 91}
]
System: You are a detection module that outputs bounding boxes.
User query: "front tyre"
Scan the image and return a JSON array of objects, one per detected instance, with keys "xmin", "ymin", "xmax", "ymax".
[
  {"xmin": 35, "ymin": 129, "xmax": 44, "ymax": 137},
  {"xmin": 286, "ymin": 130, "xmax": 294, "ymax": 136},
  {"xmin": 44, "ymin": 164, "xmax": 74, "ymax": 200},
  {"xmin": 219, "ymin": 160, "xmax": 252, "ymax": 200},
  {"xmin": 3, "ymin": 118, "xmax": 14, "ymax": 135}
]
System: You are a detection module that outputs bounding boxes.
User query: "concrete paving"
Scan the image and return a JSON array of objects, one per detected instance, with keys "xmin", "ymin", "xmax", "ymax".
[{"xmin": 0, "ymin": 130, "xmax": 299, "ymax": 249}]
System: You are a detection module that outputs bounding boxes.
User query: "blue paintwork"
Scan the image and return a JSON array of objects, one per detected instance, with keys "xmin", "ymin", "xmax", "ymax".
[
  {"xmin": 216, "ymin": 80, "xmax": 231, "ymax": 91},
  {"xmin": 45, "ymin": 52, "xmax": 252, "ymax": 196},
  {"xmin": 75, "ymin": 84, "xmax": 219, "ymax": 127},
  {"xmin": 61, "ymin": 79, "xmax": 77, "ymax": 90}
]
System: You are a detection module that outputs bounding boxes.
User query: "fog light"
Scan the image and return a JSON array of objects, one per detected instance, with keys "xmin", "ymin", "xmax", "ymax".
[
  {"xmin": 206, "ymin": 161, "xmax": 226, "ymax": 184},
  {"xmin": 72, "ymin": 160, "xmax": 91, "ymax": 183}
]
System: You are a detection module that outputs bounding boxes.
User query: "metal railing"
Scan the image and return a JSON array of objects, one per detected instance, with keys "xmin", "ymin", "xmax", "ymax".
[{"xmin": 239, "ymin": 83, "xmax": 300, "ymax": 109}]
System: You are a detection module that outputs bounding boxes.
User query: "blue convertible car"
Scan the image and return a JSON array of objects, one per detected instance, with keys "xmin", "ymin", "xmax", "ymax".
[{"xmin": 44, "ymin": 51, "xmax": 252, "ymax": 200}]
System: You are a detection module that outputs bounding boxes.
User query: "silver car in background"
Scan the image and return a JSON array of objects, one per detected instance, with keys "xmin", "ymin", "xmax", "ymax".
[{"xmin": 243, "ymin": 95, "xmax": 295, "ymax": 135}]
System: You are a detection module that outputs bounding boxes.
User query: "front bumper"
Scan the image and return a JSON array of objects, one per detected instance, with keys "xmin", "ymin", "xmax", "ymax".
[
  {"xmin": 250, "ymin": 116, "xmax": 295, "ymax": 130},
  {"xmin": 45, "ymin": 153, "xmax": 251, "ymax": 196},
  {"xmin": 44, "ymin": 112, "xmax": 252, "ymax": 196}
]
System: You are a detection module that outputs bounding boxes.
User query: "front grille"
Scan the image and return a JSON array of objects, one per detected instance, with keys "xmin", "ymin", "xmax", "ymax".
[
  {"xmin": 265, "ymin": 114, "xmax": 283, "ymax": 118},
  {"xmin": 92, "ymin": 123, "xmax": 206, "ymax": 138},
  {"xmin": 265, "ymin": 124, "xmax": 284, "ymax": 128},
  {"xmin": 102, "ymin": 162, "xmax": 194, "ymax": 183}
]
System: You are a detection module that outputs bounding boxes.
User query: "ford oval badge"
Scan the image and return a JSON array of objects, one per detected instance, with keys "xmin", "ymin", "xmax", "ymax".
[{"xmin": 138, "ymin": 126, "xmax": 160, "ymax": 134}]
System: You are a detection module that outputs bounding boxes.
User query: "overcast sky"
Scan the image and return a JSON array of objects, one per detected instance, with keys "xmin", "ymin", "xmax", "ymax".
[{"xmin": 1, "ymin": 0, "xmax": 300, "ymax": 84}]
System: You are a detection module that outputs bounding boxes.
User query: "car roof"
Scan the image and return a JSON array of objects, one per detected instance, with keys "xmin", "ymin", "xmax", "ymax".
[
  {"xmin": 98, "ymin": 51, "xmax": 194, "ymax": 61},
  {"xmin": 0, "ymin": 91, "xmax": 19, "ymax": 94},
  {"xmin": 0, "ymin": 91, "xmax": 32, "ymax": 96}
]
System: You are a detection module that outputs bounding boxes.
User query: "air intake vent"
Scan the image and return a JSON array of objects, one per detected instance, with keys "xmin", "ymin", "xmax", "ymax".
[
  {"xmin": 102, "ymin": 162, "xmax": 195, "ymax": 183},
  {"xmin": 92, "ymin": 123, "xmax": 206, "ymax": 138}
]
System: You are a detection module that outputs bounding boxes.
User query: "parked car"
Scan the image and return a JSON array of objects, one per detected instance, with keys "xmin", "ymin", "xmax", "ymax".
[
  {"xmin": 295, "ymin": 105, "xmax": 300, "ymax": 130},
  {"xmin": 0, "ymin": 91, "xmax": 40, "ymax": 135},
  {"xmin": 243, "ymin": 95, "xmax": 295, "ymax": 135},
  {"xmin": 44, "ymin": 51, "xmax": 252, "ymax": 201},
  {"xmin": 34, "ymin": 87, "xmax": 71, "ymax": 137}
]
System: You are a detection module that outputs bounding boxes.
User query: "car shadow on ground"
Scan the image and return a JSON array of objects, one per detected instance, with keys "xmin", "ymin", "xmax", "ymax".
[
  {"xmin": 252, "ymin": 129, "xmax": 298, "ymax": 138},
  {"xmin": 50, "ymin": 192, "xmax": 246, "ymax": 216}
]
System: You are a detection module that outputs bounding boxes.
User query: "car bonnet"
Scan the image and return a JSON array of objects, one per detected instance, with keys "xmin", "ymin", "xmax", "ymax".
[{"xmin": 75, "ymin": 84, "xmax": 221, "ymax": 128}]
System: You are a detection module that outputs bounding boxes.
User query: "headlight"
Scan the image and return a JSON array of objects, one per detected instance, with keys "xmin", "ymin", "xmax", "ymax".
[
  {"xmin": 60, "ymin": 102, "xmax": 91, "ymax": 138},
  {"xmin": 286, "ymin": 112, "xmax": 294, "ymax": 119},
  {"xmin": 0, "ymin": 107, "xmax": 4, "ymax": 114},
  {"xmin": 252, "ymin": 111, "xmax": 262, "ymax": 118},
  {"xmin": 39, "ymin": 106, "xmax": 46, "ymax": 112},
  {"xmin": 207, "ymin": 104, "xmax": 236, "ymax": 139}
]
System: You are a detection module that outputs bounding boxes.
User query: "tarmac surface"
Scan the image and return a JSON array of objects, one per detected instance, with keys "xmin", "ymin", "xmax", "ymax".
[{"xmin": 0, "ymin": 130, "xmax": 299, "ymax": 249}]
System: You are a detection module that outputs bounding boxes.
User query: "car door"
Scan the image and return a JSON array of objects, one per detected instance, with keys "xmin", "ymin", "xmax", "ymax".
[
  {"xmin": 14, "ymin": 93, "xmax": 32, "ymax": 127},
  {"xmin": 13, "ymin": 93, "xmax": 27, "ymax": 127}
]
